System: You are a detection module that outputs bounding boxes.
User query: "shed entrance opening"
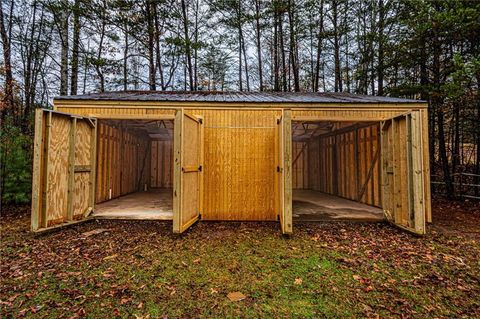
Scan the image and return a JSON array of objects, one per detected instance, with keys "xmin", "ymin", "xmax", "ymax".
[
  {"xmin": 93, "ymin": 119, "xmax": 174, "ymax": 220},
  {"xmin": 290, "ymin": 114, "xmax": 425, "ymax": 234},
  {"xmin": 291, "ymin": 120, "xmax": 384, "ymax": 223}
]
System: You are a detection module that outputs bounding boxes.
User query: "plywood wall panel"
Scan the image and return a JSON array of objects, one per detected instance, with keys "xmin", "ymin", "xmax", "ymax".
[
  {"xmin": 306, "ymin": 123, "xmax": 381, "ymax": 207},
  {"xmin": 150, "ymin": 140, "xmax": 173, "ymax": 188},
  {"xmin": 46, "ymin": 116, "xmax": 70, "ymax": 225},
  {"xmin": 95, "ymin": 122, "xmax": 150, "ymax": 203},
  {"xmin": 292, "ymin": 142, "xmax": 309, "ymax": 189}
]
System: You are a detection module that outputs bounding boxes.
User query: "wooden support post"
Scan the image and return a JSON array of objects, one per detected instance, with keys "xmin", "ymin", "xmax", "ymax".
[
  {"xmin": 358, "ymin": 146, "xmax": 380, "ymax": 201},
  {"xmin": 333, "ymin": 135, "xmax": 339, "ymax": 196},
  {"xmin": 283, "ymin": 109, "xmax": 293, "ymax": 234},
  {"xmin": 89, "ymin": 119, "xmax": 98, "ymax": 210},
  {"xmin": 173, "ymin": 109, "xmax": 183, "ymax": 233},
  {"xmin": 40, "ymin": 111, "xmax": 53, "ymax": 228},
  {"xmin": 354, "ymin": 128, "xmax": 359, "ymax": 200},
  {"xmin": 31, "ymin": 109, "xmax": 44, "ymax": 231},
  {"xmin": 67, "ymin": 117, "xmax": 77, "ymax": 221},
  {"xmin": 411, "ymin": 111, "xmax": 425, "ymax": 233},
  {"xmin": 198, "ymin": 116, "xmax": 204, "ymax": 216}
]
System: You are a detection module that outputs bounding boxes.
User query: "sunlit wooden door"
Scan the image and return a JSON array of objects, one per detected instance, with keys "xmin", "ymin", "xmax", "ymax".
[{"xmin": 173, "ymin": 109, "xmax": 203, "ymax": 233}]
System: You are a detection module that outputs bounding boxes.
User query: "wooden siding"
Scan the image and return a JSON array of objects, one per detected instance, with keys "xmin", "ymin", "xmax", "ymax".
[
  {"xmin": 150, "ymin": 140, "xmax": 173, "ymax": 188},
  {"xmin": 304, "ymin": 123, "xmax": 381, "ymax": 207},
  {"xmin": 189, "ymin": 109, "xmax": 281, "ymax": 221},
  {"xmin": 292, "ymin": 142, "xmax": 309, "ymax": 189},
  {"xmin": 95, "ymin": 122, "xmax": 150, "ymax": 203}
]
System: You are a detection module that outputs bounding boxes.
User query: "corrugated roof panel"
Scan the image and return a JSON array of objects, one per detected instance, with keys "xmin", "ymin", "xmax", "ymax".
[{"xmin": 55, "ymin": 91, "xmax": 424, "ymax": 104}]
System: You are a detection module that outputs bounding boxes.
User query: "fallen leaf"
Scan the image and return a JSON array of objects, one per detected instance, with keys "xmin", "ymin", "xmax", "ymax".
[
  {"xmin": 103, "ymin": 254, "xmax": 118, "ymax": 261},
  {"xmin": 227, "ymin": 292, "xmax": 246, "ymax": 301},
  {"xmin": 82, "ymin": 228, "xmax": 108, "ymax": 237},
  {"xmin": 294, "ymin": 278, "xmax": 303, "ymax": 285}
]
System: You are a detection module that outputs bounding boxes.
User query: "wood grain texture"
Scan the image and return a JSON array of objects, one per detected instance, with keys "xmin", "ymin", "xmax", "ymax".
[
  {"xmin": 305, "ymin": 123, "xmax": 381, "ymax": 207},
  {"xmin": 150, "ymin": 140, "xmax": 173, "ymax": 188},
  {"xmin": 192, "ymin": 109, "xmax": 280, "ymax": 221},
  {"xmin": 95, "ymin": 121, "xmax": 150, "ymax": 203}
]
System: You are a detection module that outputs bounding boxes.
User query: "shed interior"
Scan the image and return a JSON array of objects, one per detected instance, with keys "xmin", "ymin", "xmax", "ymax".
[
  {"xmin": 93, "ymin": 119, "xmax": 174, "ymax": 220},
  {"xmin": 291, "ymin": 120, "xmax": 384, "ymax": 222}
]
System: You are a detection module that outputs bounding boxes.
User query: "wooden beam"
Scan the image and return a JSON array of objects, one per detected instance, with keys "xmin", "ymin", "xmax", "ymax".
[
  {"xmin": 67, "ymin": 117, "xmax": 77, "ymax": 221},
  {"xmin": 173, "ymin": 110, "xmax": 183, "ymax": 233},
  {"xmin": 41, "ymin": 111, "xmax": 53, "ymax": 229},
  {"xmin": 31, "ymin": 109, "xmax": 44, "ymax": 231},
  {"xmin": 283, "ymin": 109, "xmax": 293, "ymax": 234},
  {"xmin": 358, "ymin": 144, "xmax": 381, "ymax": 201}
]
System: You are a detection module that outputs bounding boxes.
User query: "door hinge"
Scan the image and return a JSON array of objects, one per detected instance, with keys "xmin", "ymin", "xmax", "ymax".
[
  {"xmin": 277, "ymin": 166, "xmax": 282, "ymax": 173},
  {"xmin": 198, "ymin": 213, "xmax": 202, "ymax": 220},
  {"xmin": 198, "ymin": 165, "xmax": 203, "ymax": 172},
  {"xmin": 277, "ymin": 214, "xmax": 280, "ymax": 221},
  {"xmin": 277, "ymin": 119, "xmax": 280, "ymax": 125},
  {"xmin": 199, "ymin": 118, "xmax": 203, "ymax": 124}
]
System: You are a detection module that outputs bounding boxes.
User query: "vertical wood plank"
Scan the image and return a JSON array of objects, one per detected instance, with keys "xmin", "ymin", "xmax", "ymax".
[
  {"xmin": 173, "ymin": 109, "xmax": 183, "ymax": 233},
  {"xmin": 67, "ymin": 117, "xmax": 77, "ymax": 221},
  {"xmin": 283, "ymin": 109, "xmax": 293, "ymax": 234},
  {"xmin": 31, "ymin": 109, "xmax": 44, "ymax": 231}
]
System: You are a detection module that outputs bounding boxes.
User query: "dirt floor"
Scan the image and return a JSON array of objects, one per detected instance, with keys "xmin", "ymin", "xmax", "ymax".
[{"xmin": 1, "ymin": 199, "xmax": 479, "ymax": 318}]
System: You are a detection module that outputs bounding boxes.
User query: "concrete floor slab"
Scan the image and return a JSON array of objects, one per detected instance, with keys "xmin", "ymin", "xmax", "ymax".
[{"xmin": 293, "ymin": 190, "xmax": 384, "ymax": 222}]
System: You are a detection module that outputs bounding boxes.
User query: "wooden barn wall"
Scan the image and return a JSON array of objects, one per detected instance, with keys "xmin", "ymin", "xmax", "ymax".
[
  {"xmin": 95, "ymin": 122, "xmax": 150, "ymax": 204},
  {"xmin": 292, "ymin": 142, "xmax": 309, "ymax": 189},
  {"xmin": 150, "ymin": 140, "xmax": 173, "ymax": 188},
  {"xmin": 307, "ymin": 124, "xmax": 381, "ymax": 207},
  {"xmin": 189, "ymin": 109, "xmax": 281, "ymax": 221}
]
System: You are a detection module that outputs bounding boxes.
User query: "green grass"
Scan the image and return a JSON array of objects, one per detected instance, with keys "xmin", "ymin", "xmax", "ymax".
[{"xmin": 1, "ymin": 214, "xmax": 479, "ymax": 318}]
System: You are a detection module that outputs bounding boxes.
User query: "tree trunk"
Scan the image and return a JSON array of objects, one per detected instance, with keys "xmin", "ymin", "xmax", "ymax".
[
  {"xmin": 59, "ymin": 2, "xmax": 69, "ymax": 96},
  {"xmin": 273, "ymin": 5, "xmax": 279, "ymax": 91},
  {"xmin": 0, "ymin": 0, "xmax": 14, "ymax": 122},
  {"xmin": 123, "ymin": 23, "xmax": 129, "ymax": 91},
  {"xmin": 70, "ymin": 0, "xmax": 80, "ymax": 95},
  {"xmin": 254, "ymin": 0, "xmax": 263, "ymax": 91},
  {"xmin": 377, "ymin": 0, "xmax": 384, "ymax": 95},
  {"xmin": 278, "ymin": 7, "xmax": 287, "ymax": 92},
  {"xmin": 314, "ymin": 0, "xmax": 324, "ymax": 92},
  {"xmin": 287, "ymin": 0, "xmax": 299, "ymax": 92},
  {"xmin": 146, "ymin": 0, "xmax": 156, "ymax": 90},
  {"xmin": 332, "ymin": 0, "xmax": 342, "ymax": 92},
  {"xmin": 153, "ymin": 2, "xmax": 165, "ymax": 90},
  {"xmin": 96, "ymin": 21, "xmax": 106, "ymax": 92},
  {"xmin": 181, "ymin": 0, "xmax": 194, "ymax": 90}
]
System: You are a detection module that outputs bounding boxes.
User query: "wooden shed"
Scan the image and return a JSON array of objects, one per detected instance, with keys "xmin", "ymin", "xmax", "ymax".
[{"xmin": 31, "ymin": 91, "xmax": 431, "ymax": 235}]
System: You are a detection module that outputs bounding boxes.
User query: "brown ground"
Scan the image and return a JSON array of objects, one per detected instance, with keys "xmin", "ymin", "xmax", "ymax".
[{"xmin": 0, "ymin": 199, "xmax": 479, "ymax": 318}]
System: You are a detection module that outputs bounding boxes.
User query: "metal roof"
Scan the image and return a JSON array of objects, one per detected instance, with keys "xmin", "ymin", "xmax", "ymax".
[{"xmin": 54, "ymin": 91, "xmax": 424, "ymax": 104}]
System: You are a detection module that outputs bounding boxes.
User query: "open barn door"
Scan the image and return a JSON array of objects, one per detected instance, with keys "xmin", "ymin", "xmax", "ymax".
[
  {"xmin": 173, "ymin": 110, "xmax": 203, "ymax": 233},
  {"xmin": 31, "ymin": 109, "xmax": 97, "ymax": 232},
  {"xmin": 277, "ymin": 110, "xmax": 293, "ymax": 234},
  {"xmin": 381, "ymin": 111, "xmax": 425, "ymax": 234}
]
